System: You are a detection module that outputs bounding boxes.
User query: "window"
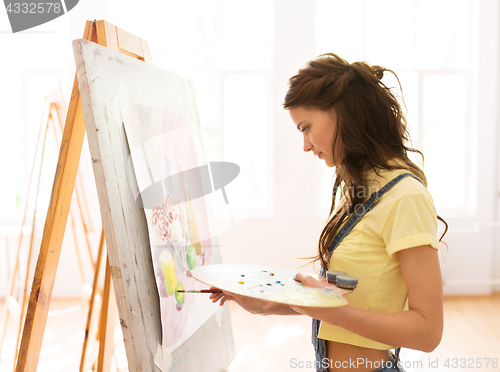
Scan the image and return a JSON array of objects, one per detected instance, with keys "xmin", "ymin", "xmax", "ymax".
[
  {"xmin": 0, "ymin": 14, "xmax": 72, "ymax": 220},
  {"xmin": 119, "ymin": 0, "xmax": 274, "ymax": 216},
  {"xmin": 316, "ymin": 0, "xmax": 474, "ymax": 216}
]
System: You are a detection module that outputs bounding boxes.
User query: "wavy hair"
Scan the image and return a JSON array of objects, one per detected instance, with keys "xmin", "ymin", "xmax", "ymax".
[{"xmin": 283, "ymin": 53, "xmax": 448, "ymax": 271}]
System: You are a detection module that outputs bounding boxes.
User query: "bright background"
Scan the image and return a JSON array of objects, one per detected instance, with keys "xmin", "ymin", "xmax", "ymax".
[{"xmin": 0, "ymin": 0, "xmax": 498, "ymax": 301}]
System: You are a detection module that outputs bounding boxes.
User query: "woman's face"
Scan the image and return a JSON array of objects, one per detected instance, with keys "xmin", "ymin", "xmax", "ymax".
[{"xmin": 289, "ymin": 106, "xmax": 340, "ymax": 168}]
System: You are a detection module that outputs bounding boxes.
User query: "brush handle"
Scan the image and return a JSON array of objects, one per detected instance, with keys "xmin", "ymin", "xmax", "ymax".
[{"xmin": 177, "ymin": 289, "xmax": 223, "ymax": 293}]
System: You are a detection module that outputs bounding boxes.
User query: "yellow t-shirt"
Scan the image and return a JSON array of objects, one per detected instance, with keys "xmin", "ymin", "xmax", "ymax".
[{"xmin": 318, "ymin": 166, "xmax": 440, "ymax": 349}]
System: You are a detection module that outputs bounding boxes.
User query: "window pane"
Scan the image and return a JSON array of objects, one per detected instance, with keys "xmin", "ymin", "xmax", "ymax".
[
  {"xmin": 0, "ymin": 16, "xmax": 71, "ymax": 70},
  {"xmin": 393, "ymin": 71, "xmax": 419, "ymax": 144},
  {"xmin": 149, "ymin": 1, "xmax": 274, "ymax": 217},
  {"xmin": 220, "ymin": 0, "xmax": 273, "ymax": 70},
  {"xmin": 422, "ymin": 74, "xmax": 469, "ymax": 212},
  {"xmin": 223, "ymin": 75, "xmax": 268, "ymax": 212},
  {"xmin": 416, "ymin": 0, "xmax": 472, "ymax": 70},
  {"xmin": 365, "ymin": 0, "xmax": 415, "ymax": 69},
  {"xmin": 150, "ymin": 0, "xmax": 225, "ymax": 70},
  {"xmin": 316, "ymin": 0, "xmax": 365, "ymax": 62},
  {"xmin": 151, "ymin": 0, "xmax": 272, "ymax": 71}
]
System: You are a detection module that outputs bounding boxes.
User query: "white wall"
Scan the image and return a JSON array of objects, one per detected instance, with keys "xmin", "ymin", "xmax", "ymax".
[{"xmin": 439, "ymin": 0, "xmax": 500, "ymax": 294}]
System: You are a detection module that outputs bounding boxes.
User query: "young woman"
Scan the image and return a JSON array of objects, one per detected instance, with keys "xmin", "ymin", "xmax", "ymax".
[{"xmin": 210, "ymin": 53, "xmax": 447, "ymax": 372}]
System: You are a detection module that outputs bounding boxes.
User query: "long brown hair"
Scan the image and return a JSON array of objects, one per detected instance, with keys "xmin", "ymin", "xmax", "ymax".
[{"xmin": 283, "ymin": 53, "xmax": 448, "ymax": 271}]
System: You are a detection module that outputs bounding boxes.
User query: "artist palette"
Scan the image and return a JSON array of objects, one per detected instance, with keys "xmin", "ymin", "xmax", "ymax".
[{"xmin": 191, "ymin": 264, "xmax": 352, "ymax": 307}]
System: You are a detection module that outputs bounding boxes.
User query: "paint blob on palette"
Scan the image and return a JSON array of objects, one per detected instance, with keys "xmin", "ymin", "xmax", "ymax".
[{"xmin": 191, "ymin": 264, "xmax": 352, "ymax": 307}]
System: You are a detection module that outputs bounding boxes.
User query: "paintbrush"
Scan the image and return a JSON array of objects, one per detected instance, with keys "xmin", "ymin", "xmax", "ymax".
[{"xmin": 176, "ymin": 289, "xmax": 223, "ymax": 294}]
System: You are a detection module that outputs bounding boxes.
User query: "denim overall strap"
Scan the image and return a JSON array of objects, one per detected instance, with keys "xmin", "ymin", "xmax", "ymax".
[{"xmin": 312, "ymin": 172, "xmax": 424, "ymax": 372}]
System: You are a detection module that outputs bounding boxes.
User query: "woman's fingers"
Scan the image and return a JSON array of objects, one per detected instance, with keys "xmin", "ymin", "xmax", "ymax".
[
  {"xmin": 208, "ymin": 287, "xmax": 238, "ymax": 306},
  {"xmin": 219, "ymin": 293, "xmax": 238, "ymax": 306},
  {"xmin": 293, "ymin": 272, "xmax": 327, "ymax": 288},
  {"xmin": 210, "ymin": 293, "xmax": 224, "ymax": 302},
  {"xmin": 209, "ymin": 286, "xmax": 225, "ymax": 303},
  {"xmin": 210, "ymin": 293, "xmax": 230, "ymax": 305}
]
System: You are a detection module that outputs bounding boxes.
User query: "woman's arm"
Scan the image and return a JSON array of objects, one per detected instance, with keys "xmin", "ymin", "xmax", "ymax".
[
  {"xmin": 209, "ymin": 289, "xmax": 300, "ymax": 315},
  {"xmin": 291, "ymin": 245, "xmax": 444, "ymax": 352}
]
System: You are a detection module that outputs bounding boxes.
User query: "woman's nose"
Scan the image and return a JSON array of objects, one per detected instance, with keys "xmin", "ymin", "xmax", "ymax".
[{"xmin": 303, "ymin": 136, "xmax": 312, "ymax": 153}]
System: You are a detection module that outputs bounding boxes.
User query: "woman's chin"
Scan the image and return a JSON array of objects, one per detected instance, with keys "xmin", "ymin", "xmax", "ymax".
[{"xmin": 324, "ymin": 159, "xmax": 335, "ymax": 168}]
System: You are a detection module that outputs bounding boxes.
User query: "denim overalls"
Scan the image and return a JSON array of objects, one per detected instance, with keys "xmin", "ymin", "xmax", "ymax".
[{"xmin": 312, "ymin": 173, "xmax": 424, "ymax": 372}]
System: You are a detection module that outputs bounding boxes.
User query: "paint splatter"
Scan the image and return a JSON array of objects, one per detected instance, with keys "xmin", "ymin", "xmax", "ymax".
[
  {"xmin": 238, "ymin": 281, "xmax": 244, "ymax": 284},
  {"xmin": 270, "ymin": 273, "xmax": 274, "ymax": 276},
  {"xmin": 276, "ymin": 281, "xmax": 281, "ymax": 284}
]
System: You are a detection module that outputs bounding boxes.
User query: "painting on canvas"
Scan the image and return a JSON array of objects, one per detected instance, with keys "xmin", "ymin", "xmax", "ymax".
[
  {"xmin": 74, "ymin": 38, "xmax": 235, "ymax": 370},
  {"xmin": 121, "ymin": 99, "xmax": 221, "ymax": 353}
]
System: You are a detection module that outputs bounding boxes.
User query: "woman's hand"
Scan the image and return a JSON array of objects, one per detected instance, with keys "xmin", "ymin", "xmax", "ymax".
[
  {"xmin": 292, "ymin": 272, "xmax": 328, "ymax": 288},
  {"xmin": 290, "ymin": 272, "xmax": 346, "ymax": 323},
  {"xmin": 209, "ymin": 286, "xmax": 281, "ymax": 315},
  {"xmin": 208, "ymin": 271, "xmax": 332, "ymax": 316}
]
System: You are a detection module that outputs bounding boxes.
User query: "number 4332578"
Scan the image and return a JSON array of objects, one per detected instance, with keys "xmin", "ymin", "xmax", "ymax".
[
  {"xmin": 6, "ymin": 3, "xmax": 62, "ymax": 14},
  {"xmin": 444, "ymin": 358, "xmax": 498, "ymax": 368}
]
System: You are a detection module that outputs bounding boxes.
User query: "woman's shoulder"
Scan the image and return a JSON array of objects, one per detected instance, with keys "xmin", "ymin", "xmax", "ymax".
[{"xmin": 364, "ymin": 166, "xmax": 434, "ymax": 205}]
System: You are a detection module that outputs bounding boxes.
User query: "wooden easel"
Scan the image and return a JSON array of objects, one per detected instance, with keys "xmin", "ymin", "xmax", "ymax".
[
  {"xmin": 15, "ymin": 20, "xmax": 152, "ymax": 372},
  {"xmin": 0, "ymin": 86, "xmax": 102, "ymax": 369}
]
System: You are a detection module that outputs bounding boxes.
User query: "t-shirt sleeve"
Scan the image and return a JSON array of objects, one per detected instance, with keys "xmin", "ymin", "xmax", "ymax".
[{"xmin": 382, "ymin": 190, "xmax": 440, "ymax": 257}]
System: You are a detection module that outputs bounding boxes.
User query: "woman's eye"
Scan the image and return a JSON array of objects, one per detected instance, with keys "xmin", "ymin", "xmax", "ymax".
[{"xmin": 301, "ymin": 127, "xmax": 308, "ymax": 133}]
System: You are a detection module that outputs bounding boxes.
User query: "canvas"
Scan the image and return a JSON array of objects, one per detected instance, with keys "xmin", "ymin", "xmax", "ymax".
[
  {"xmin": 74, "ymin": 38, "xmax": 234, "ymax": 371},
  {"xmin": 121, "ymin": 100, "xmax": 221, "ymax": 353}
]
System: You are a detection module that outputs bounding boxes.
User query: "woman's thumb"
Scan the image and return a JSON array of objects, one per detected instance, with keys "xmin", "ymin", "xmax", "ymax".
[{"xmin": 293, "ymin": 272, "xmax": 308, "ymax": 283}]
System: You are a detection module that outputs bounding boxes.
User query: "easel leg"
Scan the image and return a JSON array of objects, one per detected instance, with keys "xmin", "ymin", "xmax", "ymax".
[
  {"xmin": 15, "ymin": 75, "xmax": 87, "ymax": 372},
  {"xmin": 79, "ymin": 229, "xmax": 105, "ymax": 372},
  {"xmin": 51, "ymin": 102, "xmax": 96, "ymax": 270},
  {"xmin": 49, "ymin": 102, "xmax": 96, "ymax": 301},
  {"xmin": 69, "ymin": 211, "xmax": 89, "ymax": 298},
  {"xmin": 96, "ymin": 258, "xmax": 116, "ymax": 372}
]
